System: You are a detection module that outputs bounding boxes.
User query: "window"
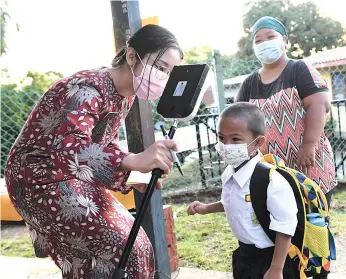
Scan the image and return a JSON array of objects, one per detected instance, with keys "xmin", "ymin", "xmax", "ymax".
[{"xmin": 331, "ymin": 72, "xmax": 346, "ymax": 100}]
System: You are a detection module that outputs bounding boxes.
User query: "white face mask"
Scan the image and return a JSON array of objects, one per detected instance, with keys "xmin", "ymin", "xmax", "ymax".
[
  {"xmin": 215, "ymin": 138, "xmax": 258, "ymax": 168},
  {"xmin": 253, "ymin": 38, "xmax": 283, "ymax": 64}
]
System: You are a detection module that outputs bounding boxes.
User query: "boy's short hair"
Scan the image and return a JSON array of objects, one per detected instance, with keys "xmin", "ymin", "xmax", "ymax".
[{"xmin": 220, "ymin": 102, "xmax": 266, "ymax": 137}]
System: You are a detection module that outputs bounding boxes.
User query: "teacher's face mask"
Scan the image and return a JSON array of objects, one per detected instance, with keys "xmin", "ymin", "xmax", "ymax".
[{"xmin": 130, "ymin": 54, "xmax": 168, "ymax": 101}]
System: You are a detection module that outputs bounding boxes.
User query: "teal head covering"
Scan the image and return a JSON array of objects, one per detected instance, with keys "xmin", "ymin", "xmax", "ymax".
[{"xmin": 251, "ymin": 16, "xmax": 288, "ymax": 41}]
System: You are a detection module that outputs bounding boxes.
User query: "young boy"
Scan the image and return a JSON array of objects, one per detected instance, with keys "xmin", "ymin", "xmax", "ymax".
[{"xmin": 187, "ymin": 102, "xmax": 299, "ymax": 279}]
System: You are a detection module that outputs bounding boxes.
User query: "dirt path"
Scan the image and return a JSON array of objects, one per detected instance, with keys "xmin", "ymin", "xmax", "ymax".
[{"xmin": 332, "ymin": 230, "xmax": 346, "ymax": 273}]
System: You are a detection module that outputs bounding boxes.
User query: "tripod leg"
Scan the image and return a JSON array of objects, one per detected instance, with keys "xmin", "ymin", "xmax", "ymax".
[
  {"xmin": 112, "ymin": 169, "xmax": 162, "ymax": 279},
  {"xmin": 112, "ymin": 268, "xmax": 127, "ymax": 279},
  {"xmin": 112, "ymin": 122, "xmax": 177, "ymax": 279}
]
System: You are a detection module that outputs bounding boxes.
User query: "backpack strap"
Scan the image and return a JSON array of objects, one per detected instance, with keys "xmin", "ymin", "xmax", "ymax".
[
  {"xmin": 251, "ymin": 163, "xmax": 305, "ymax": 250},
  {"xmin": 329, "ymin": 228, "xmax": 336, "ymax": 260},
  {"xmin": 249, "ymin": 162, "xmax": 276, "ymax": 243}
]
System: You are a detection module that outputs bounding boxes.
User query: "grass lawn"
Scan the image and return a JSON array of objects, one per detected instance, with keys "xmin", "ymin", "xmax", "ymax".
[
  {"xmin": 173, "ymin": 205, "xmax": 235, "ymax": 272},
  {"xmin": 328, "ymin": 189, "xmax": 346, "ymax": 234},
  {"xmin": 1, "ymin": 236, "xmax": 35, "ymax": 258},
  {"xmin": 1, "ymin": 190, "xmax": 346, "ymax": 273}
]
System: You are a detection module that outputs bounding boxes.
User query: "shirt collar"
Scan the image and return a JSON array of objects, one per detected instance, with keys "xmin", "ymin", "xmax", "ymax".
[{"xmin": 224, "ymin": 153, "xmax": 261, "ymax": 188}]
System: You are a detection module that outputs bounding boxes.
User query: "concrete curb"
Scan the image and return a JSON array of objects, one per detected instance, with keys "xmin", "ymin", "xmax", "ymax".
[{"xmin": 0, "ymin": 256, "xmax": 60, "ymax": 279}]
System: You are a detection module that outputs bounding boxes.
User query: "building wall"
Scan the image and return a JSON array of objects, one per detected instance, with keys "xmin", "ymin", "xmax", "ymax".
[
  {"xmin": 319, "ymin": 69, "xmax": 333, "ymax": 99},
  {"xmin": 224, "ymin": 88, "xmax": 238, "ymax": 99}
]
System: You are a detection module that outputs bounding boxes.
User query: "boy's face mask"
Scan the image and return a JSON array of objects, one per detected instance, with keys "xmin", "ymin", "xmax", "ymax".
[
  {"xmin": 130, "ymin": 53, "xmax": 168, "ymax": 101},
  {"xmin": 215, "ymin": 138, "xmax": 259, "ymax": 168}
]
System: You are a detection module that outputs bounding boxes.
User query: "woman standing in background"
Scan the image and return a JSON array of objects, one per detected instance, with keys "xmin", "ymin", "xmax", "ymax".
[{"xmin": 236, "ymin": 16, "xmax": 337, "ymax": 213}]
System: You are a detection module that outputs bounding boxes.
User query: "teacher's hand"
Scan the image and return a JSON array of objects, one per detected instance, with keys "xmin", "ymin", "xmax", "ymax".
[{"xmin": 122, "ymin": 140, "xmax": 178, "ymax": 175}]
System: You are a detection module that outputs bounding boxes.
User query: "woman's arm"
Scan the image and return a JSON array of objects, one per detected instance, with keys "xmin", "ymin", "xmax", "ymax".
[
  {"xmin": 300, "ymin": 93, "xmax": 330, "ymax": 172},
  {"xmin": 107, "ymin": 134, "xmax": 134, "ymax": 171},
  {"xmin": 295, "ymin": 61, "xmax": 331, "ymax": 172},
  {"xmin": 51, "ymin": 86, "xmax": 132, "ymax": 193},
  {"xmin": 299, "ymin": 93, "xmax": 330, "ymax": 173},
  {"xmin": 302, "ymin": 92, "xmax": 331, "ymax": 144}
]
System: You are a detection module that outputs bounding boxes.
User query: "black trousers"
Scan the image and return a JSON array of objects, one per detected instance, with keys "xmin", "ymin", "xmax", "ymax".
[{"xmin": 232, "ymin": 242, "xmax": 299, "ymax": 279}]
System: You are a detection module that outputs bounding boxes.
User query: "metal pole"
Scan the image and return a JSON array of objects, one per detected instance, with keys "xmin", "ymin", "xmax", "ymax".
[
  {"xmin": 213, "ymin": 49, "xmax": 226, "ymax": 113},
  {"xmin": 110, "ymin": 1, "xmax": 171, "ymax": 278},
  {"xmin": 195, "ymin": 119, "xmax": 206, "ymax": 188}
]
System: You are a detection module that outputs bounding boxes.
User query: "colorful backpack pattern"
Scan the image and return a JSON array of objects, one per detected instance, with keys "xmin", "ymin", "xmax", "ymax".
[{"xmin": 249, "ymin": 154, "xmax": 336, "ymax": 279}]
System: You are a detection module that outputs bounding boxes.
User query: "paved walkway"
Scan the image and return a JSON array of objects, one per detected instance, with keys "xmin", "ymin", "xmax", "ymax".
[
  {"xmin": 0, "ymin": 256, "xmax": 60, "ymax": 279},
  {"xmin": 0, "ymin": 255, "xmax": 345, "ymax": 279}
]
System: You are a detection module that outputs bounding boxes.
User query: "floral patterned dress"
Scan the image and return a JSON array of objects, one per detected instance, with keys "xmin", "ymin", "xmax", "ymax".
[{"xmin": 4, "ymin": 68, "xmax": 155, "ymax": 279}]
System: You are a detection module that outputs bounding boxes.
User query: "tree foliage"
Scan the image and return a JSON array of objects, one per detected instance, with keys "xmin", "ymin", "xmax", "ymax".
[
  {"xmin": 183, "ymin": 46, "xmax": 214, "ymax": 65},
  {"xmin": 237, "ymin": 0, "xmax": 346, "ymax": 59},
  {"xmin": 183, "ymin": 45, "xmax": 261, "ymax": 79},
  {"xmin": 1, "ymin": 1, "xmax": 9, "ymax": 55},
  {"xmin": 24, "ymin": 71, "xmax": 63, "ymax": 92}
]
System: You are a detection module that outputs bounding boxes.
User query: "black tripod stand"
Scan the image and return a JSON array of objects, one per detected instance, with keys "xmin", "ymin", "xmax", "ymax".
[{"xmin": 112, "ymin": 122, "xmax": 178, "ymax": 279}]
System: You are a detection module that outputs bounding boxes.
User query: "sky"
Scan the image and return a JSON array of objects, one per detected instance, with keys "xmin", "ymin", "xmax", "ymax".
[{"xmin": 2, "ymin": 0, "xmax": 346, "ymax": 78}]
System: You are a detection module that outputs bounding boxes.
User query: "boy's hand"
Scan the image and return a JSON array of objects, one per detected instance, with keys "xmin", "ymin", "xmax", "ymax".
[
  {"xmin": 187, "ymin": 201, "xmax": 208, "ymax": 215},
  {"xmin": 263, "ymin": 266, "xmax": 283, "ymax": 279}
]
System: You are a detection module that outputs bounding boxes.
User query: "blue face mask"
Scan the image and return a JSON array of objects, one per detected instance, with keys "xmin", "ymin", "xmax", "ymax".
[{"xmin": 253, "ymin": 38, "xmax": 283, "ymax": 64}]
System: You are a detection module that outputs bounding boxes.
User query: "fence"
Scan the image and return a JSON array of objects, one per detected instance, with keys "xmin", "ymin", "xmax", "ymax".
[
  {"xmin": 327, "ymin": 99, "xmax": 346, "ymax": 181},
  {"xmin": 1, "ymin": 88, "xmax": 42, "ymax": 176},
  {"xmin": 1, "ymin": 61, "xmax": 346, "ymax": 195}
]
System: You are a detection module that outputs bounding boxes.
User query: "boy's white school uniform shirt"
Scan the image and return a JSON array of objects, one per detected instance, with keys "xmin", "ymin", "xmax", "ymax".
[{"xmin": 220, "ymin": 153, "xmax": 298, "ymax": 249}]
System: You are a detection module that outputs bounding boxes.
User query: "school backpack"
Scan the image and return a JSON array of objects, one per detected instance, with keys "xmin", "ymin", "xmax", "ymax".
[{"xmin": 249, "ymin": 154, "xmax": 336, "ymax": 279}]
